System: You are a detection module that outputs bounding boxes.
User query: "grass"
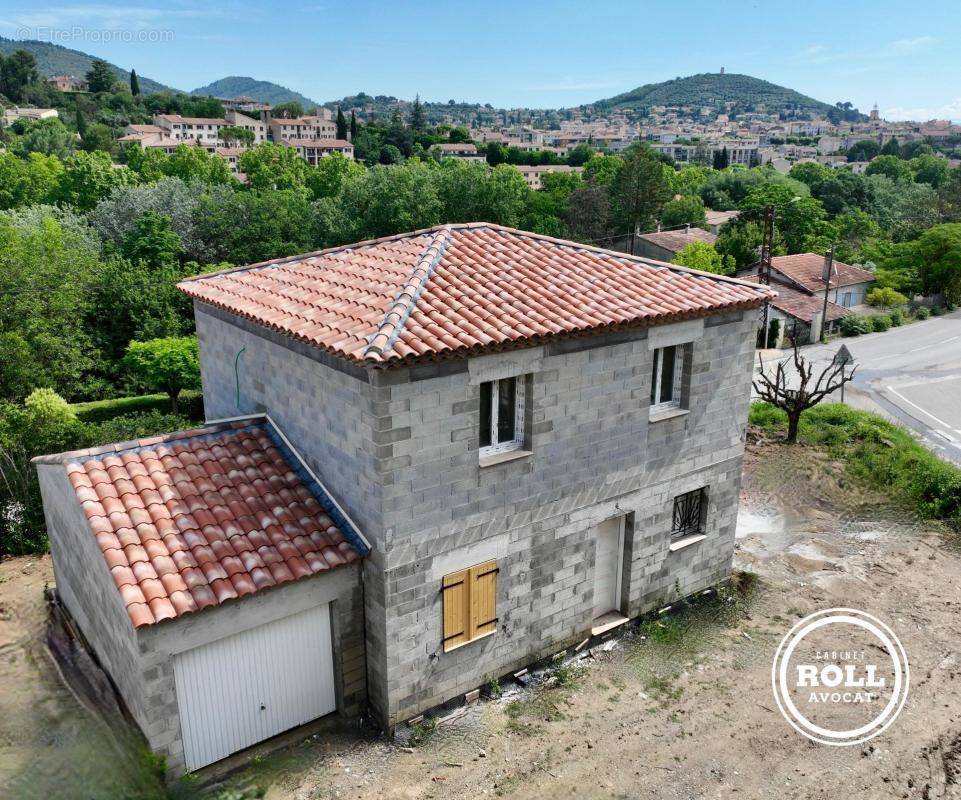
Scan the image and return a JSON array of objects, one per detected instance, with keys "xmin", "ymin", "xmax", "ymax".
[
  {"xmin": 71, "ymin": 390, "xmax": 204, "ymax": 423},
  {"xmin": 503, "ymin": 662, "xmax": 585, "ymax": 736},
  {"xmin": 750, "ymin": 402, "xmax": 961, "ymax": 530}
]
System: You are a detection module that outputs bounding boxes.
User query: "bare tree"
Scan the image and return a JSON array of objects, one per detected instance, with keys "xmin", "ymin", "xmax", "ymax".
[{"xmin": 753, "ymin": 339, "xmax": 857, "ymax": 443}]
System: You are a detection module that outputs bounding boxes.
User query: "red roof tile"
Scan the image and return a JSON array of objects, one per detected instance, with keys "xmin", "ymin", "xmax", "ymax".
[
  {"xmin": 54, "ymin": 420, "xmax": 364, "ymax": 628},
  {"xmin": 742, "ymin": 276, "xmax": 847, "ymax": 324},
  {"xmin": 771, "ymin": 253, "xmax": 875, "ymax": 293},
  {"xmin": 178, "ymin": 223, "xmax": 772, "ymax": 366}
]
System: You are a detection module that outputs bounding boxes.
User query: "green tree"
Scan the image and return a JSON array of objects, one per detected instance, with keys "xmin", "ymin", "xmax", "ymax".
[
  {"xmin": 610, "ymin": 146, "xmax": 671, "ymax": 241},
  {"xmin": 880, "ymin": 138, "xmax": 900, "ymax": 157},
  {"xmin": 716, "ymin": 219, "xmax": 769, "ymax": 267},
  {"xmin": 305, "ymin": 151, "xmax": 366, "ymax": 199},
  {"xmin": 486, "ymin": 142, "xmax": 506, "ymax": 166},
  {"xmin": 85, "ymin": 59, "xmax": 116, "ymax": 93},
  {"xmin": 911, "ymin": 154, "xmax": 951, "ymax": 189},
  {"xmin": 336, "ymin": 106, "xmax": 348, "ymax": 139},
  {"xmin": 845, "ymin": 140, "xmax": 881, "ymax": 162},
  {"xmin": 219, "ymin": 126, "xmax": 255, "ymax": 147},
  {"xmin": 272, "ymin": 100, "xmax": 303, "ymax": 119},
  {"xmin": 410, "ymin": 94, "xmax": 426, "ymax": 132},
  {"xmin": 939, "ymin": 168, "xmax": 961, "ymax": 222},
  {"xmin": 0, "ymin": 50, "xmax": 39, "ymax": 102},
  {"xmin": 15, "ymin": 117, "xmax": 76, "ymax": 159},
  {"xmin": 80, "ymin": 122, "xmax": 117, "ymax": 156},
  {"xmin": 833, "ymin": 210, "xmax": 882, "ymax": 263},
  {"xmin": 866, "ymin": 286, "xmax": 907, "ymax": 309},
  {"xmin": 0, "ymin": 152, "xmax": 63, "ymax": 210},
  {"xmin": 567, "ymin": 143, "xmax": 595, "ymax": 167},
  {"xmin": 448, "ymin": 126, "xmax": 471, "ymax": 144},
  {"xmin": 661, "ymin": 195, "xmax": 707, "ymax": 228},
  {"xmin": 350, "ymin": 110, "xmax": 357, "ymax": 139},
  {"xmin": 55, "ymin": 150, "xmax": 134, "ymax": 212},
  {"xmin": 130, "ymin": 68, "xmax": 140, "ymax": 96},
  {"xmin": 865, "ymin": 155, "xmax": 914, "ymax": 183},
  {"xmin": 74, "ymin": 107, "xmax": 87, "ymax": 138},
  {"xmin": 164, "ymin": 144, "xmax": 233, "ymax": 185},
  {"xmin": 565, "ymin": 184, "xmax": 610, "ymax": 243},
  {"xmin": 237, "ymin": 142, "xmax": 309, "ymax": 190},
  {"xmin": 909, "ymin": 224, "xmax": 961, "ymax": 303},
  {"xmin": 738, "ymin": 184, "xmax": 833, "ymax": 254},
  {"xmin": 124, "ymin": 337, "xmax": 200, "ymax": 413},
  {"xmin": 672, "ymin": 241, "xmax": 735, "ymax": 275},
  {"xmin": 712, "ymin": 147, "xmax": 729, "ymax": 170},
  {"xmin": 122, "ymin": 211, "xmax": 183, "ymax": 265}
]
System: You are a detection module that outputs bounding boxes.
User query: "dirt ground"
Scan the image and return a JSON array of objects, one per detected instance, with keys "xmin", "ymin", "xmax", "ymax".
[{"xmin": 3, "ymin": 437, "xmax": 961, "ymax": 800}]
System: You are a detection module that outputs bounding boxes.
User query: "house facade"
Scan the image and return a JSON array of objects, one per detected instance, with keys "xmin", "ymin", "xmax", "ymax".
[{"xmin": 37, "ymin": 223, "xmax": 770, "ymax": 778}]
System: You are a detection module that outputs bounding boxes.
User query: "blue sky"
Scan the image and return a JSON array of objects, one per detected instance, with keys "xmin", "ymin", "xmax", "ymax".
[{"xmin": 1, "ymin": 1, "xmax": 959, "ymax": 120}]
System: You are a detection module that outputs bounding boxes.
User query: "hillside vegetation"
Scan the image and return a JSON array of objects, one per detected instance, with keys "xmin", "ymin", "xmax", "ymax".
[
  {"xmin": 0, "ymin": 36, "xmax": 173, "ymax": 94},
  {"xmin": 191, "ymin": 75, "xmax": 320, "ymax": 108},
  {"xmin": 591, "ymin": 72, "xmax": 836, "ymax": 117}
]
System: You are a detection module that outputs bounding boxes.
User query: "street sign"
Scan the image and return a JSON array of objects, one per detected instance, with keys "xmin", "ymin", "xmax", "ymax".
[{"xmin": 832, "ymin": 344, "xmax": 854, "ymax": 367}]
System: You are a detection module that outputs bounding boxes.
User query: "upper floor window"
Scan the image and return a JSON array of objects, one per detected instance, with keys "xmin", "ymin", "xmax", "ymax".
[
  {"xmin": 650, "ymin": 344, "xmax": 685, "ymax": 411},
  {"xmin": 479, "ymin": 377, "xmax": 525, "ymax": 457}
]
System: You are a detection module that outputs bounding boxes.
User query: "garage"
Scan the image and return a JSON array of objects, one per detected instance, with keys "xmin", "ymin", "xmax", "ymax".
[{"xmin": 174, "ymin": 603, "xmax": 337, "ymax": 770}]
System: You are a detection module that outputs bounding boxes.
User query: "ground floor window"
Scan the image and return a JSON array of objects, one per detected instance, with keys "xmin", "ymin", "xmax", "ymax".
[
  {"xmin": 441, "ymin": 560, "xmax": 498, "ymax": 652},
  {"xmin": 672, "ymin": 488, "xmax": 707, "ymax": 539}
]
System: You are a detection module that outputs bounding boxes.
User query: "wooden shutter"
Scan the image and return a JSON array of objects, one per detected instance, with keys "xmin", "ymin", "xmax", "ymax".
[
  {"xmin": 469, "ymin": 560, "xmax": 498, "ymax": 640},
  {"xmin": 442, "ymin": 568, "xmax": 469, "ymax": 652}
]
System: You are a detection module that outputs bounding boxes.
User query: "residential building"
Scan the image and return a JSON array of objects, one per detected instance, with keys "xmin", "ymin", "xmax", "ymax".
[
  {"xmin": 154, "ymin": 114, "xmax": 229, "ymax": 145},
  {"xmin": 704, "ymin": 209, "xmax": 739, "ymax": 235},
  {"xmin": 37, "ymin": 223, "xmax": 771, "ymax": 778},
  {"xmin": 224, "ymin": 109, "xmax": 268, "ymax": 144},
  {"xmin": 512, "ymin": 164, "xmax": 583, "ymax": 190},
  {"xmin": 269, "ymin": 116, "xmax": 336, "ymax": 142},
  {"xmin": 47, "ymin": 75, "xmax": 88, "ymax": 92},
  {"xmin": 282, "ymin": 138, "xmax": 354, "ymax": 164},
  {"xmin": 432, "ymin": 142, "xmax": 487, "ymax": 163},
  {"xmin": 634, "ymin": 226, "xmax": 718, "ymax": 262},
  {"xmin": 766, "ymin": 253, "xmax": 874, "ymax": 308},
  {"xmin": 1, "ymin": 107, "xmax": 58, "ymax": 127}
]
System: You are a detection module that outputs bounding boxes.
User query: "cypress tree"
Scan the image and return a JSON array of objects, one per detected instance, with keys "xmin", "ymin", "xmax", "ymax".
[
  {"xmin": 336, "ymin": 106, "xmax": 347, "ymax": 139},
  {"xmin": 75, "ymin": 108, "xmax": 87, "ymax": 137},
  {"xmin": 349, "ymin": 110, "xmax": 357, "ymax": 139},
  {"xmin": 130, "ymin": 69, "xmax": 140, "ymax": 96}
]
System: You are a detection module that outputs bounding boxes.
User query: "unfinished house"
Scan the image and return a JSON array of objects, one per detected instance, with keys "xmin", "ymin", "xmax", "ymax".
[{"xmin": 36, "ymin": 223, "xmax": 773, "ymax": 776}]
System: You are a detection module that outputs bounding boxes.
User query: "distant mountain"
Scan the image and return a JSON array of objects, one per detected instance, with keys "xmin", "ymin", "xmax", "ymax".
[
  {"xmin": 0, "ymin": 37, "xmax": 176, "ymax": 95},
  {"xmin": 191, "ymin": 77, "xmax": 321, "ymax": 109},
  {"xmin": 589, "ymin": 73, "xmax": 839, "ymax": 117}
]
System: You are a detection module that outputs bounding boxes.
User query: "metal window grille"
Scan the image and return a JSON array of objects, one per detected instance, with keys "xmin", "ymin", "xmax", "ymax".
[{"xmin": 672, "ymin": 489, "xmax": 705, "ymax": 538}]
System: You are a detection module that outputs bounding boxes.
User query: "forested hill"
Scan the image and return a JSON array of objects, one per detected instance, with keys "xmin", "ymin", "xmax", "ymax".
[
  {"xmin": 588, "ymin": 72, "xmax": 840, "ymax": 117},
  {"xmin": 191, "ymin": 76, "xmax": 320, "ymax": 108},
  {"xmin": 0, "ymin": 37, "xmax": 174, "ymax": 94}
]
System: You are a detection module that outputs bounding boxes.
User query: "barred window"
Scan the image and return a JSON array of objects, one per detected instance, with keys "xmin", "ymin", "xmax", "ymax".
[{"xmin": 672, "ymin": 488, "xmax": 706, "ymax": 539}]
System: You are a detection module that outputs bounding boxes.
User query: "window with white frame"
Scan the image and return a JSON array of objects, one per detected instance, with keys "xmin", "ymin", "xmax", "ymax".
[
  {"xmin": 479, "ymin": 377, "xmax": 525, "ymax": 457},
  {"xmin": 650, "ymin": 345, "xmax": 685, "ymax": 411}
]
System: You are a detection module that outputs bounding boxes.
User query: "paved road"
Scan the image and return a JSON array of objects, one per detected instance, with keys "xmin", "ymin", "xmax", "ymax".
[{"xmin": 754, "ymin": 310, "xmax": 961, "ymax": 464}]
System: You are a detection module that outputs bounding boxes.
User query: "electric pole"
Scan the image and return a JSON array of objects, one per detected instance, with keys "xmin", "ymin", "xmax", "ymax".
[
  {"xmin": 758, "ymin": 204, "xmax": 775, "ymax": 349},
  {"xmin": 820, "ymin": 247, "xmax": 835, "ymax": 343}
]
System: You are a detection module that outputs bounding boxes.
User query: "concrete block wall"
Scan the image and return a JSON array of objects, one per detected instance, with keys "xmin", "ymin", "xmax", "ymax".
[{"xmin": 368, "ymin": 311, "xmax": 757, "ymax": 724}]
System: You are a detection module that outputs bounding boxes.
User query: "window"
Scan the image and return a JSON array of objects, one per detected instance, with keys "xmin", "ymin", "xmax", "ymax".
[
  {"xmin": 672, "ymin": 488, "xmax": 706, "ymax": 539},
  {"xmin": 650, "ymin": 345, "xmax": 685, "ymax": 411},
  {"xmin": 441, "ymin": 560, "xmax": 498, "ymax": 652},
  {"xmin": 479, "ymin": 377, "xmax": 525, "ymax": 456},
  {"xmin": 842, "ymin": 292, "xmax": 853, "ymax": 308}
]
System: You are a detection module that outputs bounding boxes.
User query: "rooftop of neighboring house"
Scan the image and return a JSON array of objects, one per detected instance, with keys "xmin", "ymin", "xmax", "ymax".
[
  {"xmin": 742, "ymin": 275, "xmax": 847, "ymax": 324},
  {"xmin": 513, "ymin": 164, "xmax": 583, "ymax": 173},
  {"xmin": 704, "ymin": 209, "xmax": 739, "ymax": 227},
  {"xmin": 34, "ymin": 417, "xmax": 367, "ymax": 628},
  {"xmin": 637, "ymin": 226, "xmax": 717, "ymax": 255},
  {"xmin": 126, "ymin": 124, "xmax": 163, "ymax": 134},
  {"xmin": 435, "ymin": 142, "xmax": 478, "ymax": 152},
  {"xmin": 178, "ymin": 222, "xmax": 773, "ymax": 368},
  {"xmin": 771, "ymin": 253, "xmax": 875, "ymax": 292},
  {"xmin": 155, "ymin": 114, "xmax": 228, "ymax": 126},
  {"xmin": 281, "ymin": 138, "xmax": 352, "ymax": 148}
]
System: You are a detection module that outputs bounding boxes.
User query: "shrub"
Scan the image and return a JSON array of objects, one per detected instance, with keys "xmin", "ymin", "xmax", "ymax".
[
  {"xmin": 870, "ymin": 315, "xmax": 891, "ymax": 332},
  {"xmin": 914, "ymin": 306, "xmax": 931, "ymax": 320},
  {"xmin": 866, "ymin": 286, "xmax": 908, "ymax": 309},
  {"xmin": 839, "ymin": 315, "xmax": 872, "ymax": 336},
  {"xmin": 931, "ymin": 306, "xmax": 944, "ymax": 316},
  {"xmin": 888, "ymin": 308, "xmax": 905, "ymax": 327}
]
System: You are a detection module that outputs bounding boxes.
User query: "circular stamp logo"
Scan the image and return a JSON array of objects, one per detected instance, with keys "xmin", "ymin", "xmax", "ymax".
[{"xmin": 771, "ymin": 608, "xmax": 909, "ymax": 746}]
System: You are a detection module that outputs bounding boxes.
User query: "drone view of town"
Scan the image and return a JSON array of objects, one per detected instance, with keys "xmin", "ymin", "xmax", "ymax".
[{"xmin": 0, "ymin": 2, "xmax": 960, "ymax": 798}]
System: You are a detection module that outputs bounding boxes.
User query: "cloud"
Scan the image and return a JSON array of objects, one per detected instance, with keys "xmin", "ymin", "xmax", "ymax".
[
  {"xmin": 892, "ymin": 36, "xmax": 936, "ymax": 52},
  {"xmin": 883, "ymin": 97, "xmax": 961, "ymax": 121}
]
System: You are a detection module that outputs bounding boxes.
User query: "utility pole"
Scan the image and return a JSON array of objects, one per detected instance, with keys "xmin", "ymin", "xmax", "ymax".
[
  {"xmin": 820, "ymin": 247, "xmax": 835, "ymax": 343},
  {"xmin": 758, "ymin": 204, "xmax": 775, "ymax": 349}
]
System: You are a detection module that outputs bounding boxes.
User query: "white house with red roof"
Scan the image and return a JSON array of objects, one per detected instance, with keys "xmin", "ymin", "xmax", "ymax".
[{"xmin": 36, "ymin": 223, "xmax": 772, "ymax": 778}]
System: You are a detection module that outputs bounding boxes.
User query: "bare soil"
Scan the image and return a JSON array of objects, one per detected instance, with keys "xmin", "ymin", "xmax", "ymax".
[{"xmin": 3, "ymin": 438, "xmax": 961, "ymax": 799}]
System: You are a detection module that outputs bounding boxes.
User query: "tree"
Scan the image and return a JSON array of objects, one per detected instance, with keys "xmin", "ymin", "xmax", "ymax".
[
  {"xmin": 866, "ymin": 286, "xmax": 907, "ymax": 310},
  {"xmin": 55, "ymin": 150, "xmax": 134, "ymax": 212},
  {"xmin": 122, "ymin": 211, "xmax": 183, "ymax": 266},
  {"xmin": 80, "ymin": 123, "xmax": 117, "ymax": 156},
  {"xmin": 939, "ymin": 168, "xmax": 961, "ymax": 222},
  {"xmin": 583, "ymin": 154, "xmax": 622, "ymax": 187},
  {"xmin": 0, "ymin": 152, "xmax": 62, "ymax": 210},
  {"xmin": 164, "ymin": 144, "xmax": 234, "ymax": 185},
  {"xmin": 845, "ymin": 140, "xmax": 881, "ymax": 162},
  {"xmin": 448, "ymin": 126, "xmax": 471, "ymax": 144},
  {"xmin": 672, "ymin": 241, "xmax": 734, "ymax": 275},
  {"xmin": 15, "ymin": 118, "xmax": 76, "ymax": 159},
  {"xmin": 130, "ymin": 68, "xmax": 140, "ymax": 96},
  {"xmin": 906, "ymin": 224, "xmax": 961, "ymax": 303},
  {"xmin": 336, "ymin": 106, "xmax": 348, "ymax": 139},
  {"xmin": 753, "ymin": 342, "xmax": 857, "ymax": 443},
  {"xmin": 305, "ymin": 151, "xmax": 365, "ymax": 200},
  {"xmin": 567, "ymin": 143, "xmax": 595, "ymax": 167},
  {"xmin": 485, "ymin": 142, "xmax": 506, "ymax": 166},
  {"xmin": 74, "ymin": 108, "xmax": 87, "ymax": 138},
  {"xmin": 661, "ymin": 195, "xmax": 707, "ymax": 228},
  {"xmin": 565, "ymin": 184, "xmax": 610, "ymax": 244},
  {"xmin": 124, "ymin": 337, "xmax": 200, "ymax": 414},
  {"xmin": 610, "ymin": 146, "xmax": 671, "ymax": 245},
  {"xmin": 410, "ymin": 94, "xmax": 426, "ymax": 132},
  {"xmin": 865, "ymin": 155, "xmax": 914, "ymax": 183},
  {"xmin": 86, "ymin": 59, "xmax": 116, "ymax": 93},
  {"xmin": 910, "ymin": 154, "xmax": 951, "ymax": 189},
  {"xmin": 0, "ymin": 50, "xmax": 39, "ymax": 102},
  {"xmin": 712, "ymin": 147, "xmax": 730, "ymax": 170},
  {"xmin": 272, "ymin": 100, "xmax": 303, "ymax": 119},
  {"xmin": 434, "ymin": 161, "xmax": 530, "ymax": 227},
  {"xmin": 880, "ymin": 138, "xmax": 900, "ymax": 157},
  {"xmin": 350, "ymin": 110, "xmax": 357, "ymax": 139}
]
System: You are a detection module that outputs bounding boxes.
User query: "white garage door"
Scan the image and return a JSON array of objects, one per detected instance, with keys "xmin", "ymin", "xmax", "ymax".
[{"xmin": 173, "ymin": 603, "xmax": 336, "ymax": 771}]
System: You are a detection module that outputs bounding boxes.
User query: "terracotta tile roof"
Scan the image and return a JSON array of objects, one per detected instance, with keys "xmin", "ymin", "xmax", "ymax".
[
  {"xmin": 637, "ymin": 227, "xmax": 717, "ymax": 254},
  {"xmin": 771, "ymin": 253, "xmax": 875, "ymax": 292},
  {"xmin": 179, "ymin": 223, "xmax": 773, "ymax": 367},
  {"xmin": 742, "ymin": 276, "xmax": 847, "ymax": 324},
  {"xmin": 45, "ymin": 419, "xmax": 366, "ymax": 629},
  {"xmin": 282, "ymin": 138, "xmax": 353, "ymax": 148}
]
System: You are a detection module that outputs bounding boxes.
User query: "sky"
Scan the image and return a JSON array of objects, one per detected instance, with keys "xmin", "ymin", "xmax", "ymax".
[{"xmin": 1, "ymin": 0, "xmax": 959, "ymax": 121}]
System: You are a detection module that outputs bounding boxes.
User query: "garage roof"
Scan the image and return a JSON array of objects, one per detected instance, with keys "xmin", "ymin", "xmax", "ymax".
[
  {"xmin": 39, "ymin": 418, "xmax": 367, "ymax": 628},
  {"xmin": 178, "ymin": 223, "xmax": 773, "ymax": 367}
]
